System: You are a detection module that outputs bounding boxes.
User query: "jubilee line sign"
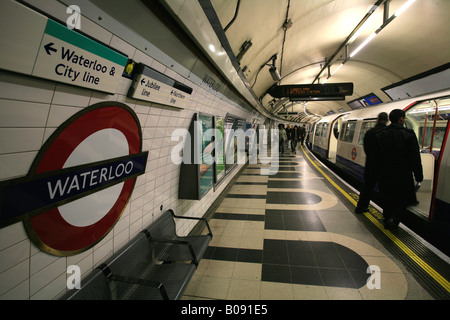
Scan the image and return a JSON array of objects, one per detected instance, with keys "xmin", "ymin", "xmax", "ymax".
[
  {"xmin": 128, "ymin": 63, "xmax": 193, "ymax": 109},
  {"xmin": 33, "ymin": 19, "xmax": 128, "ymax": 94}
]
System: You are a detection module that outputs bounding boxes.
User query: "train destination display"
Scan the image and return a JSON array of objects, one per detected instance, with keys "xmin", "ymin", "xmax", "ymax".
[{"xmin": 268, "ymin": 83, "xmax": 354, "ymax": 100}]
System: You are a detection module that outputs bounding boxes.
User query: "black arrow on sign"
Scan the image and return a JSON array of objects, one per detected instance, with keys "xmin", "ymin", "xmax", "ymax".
[
  {"xmin": 44, "ymin": 43, "xmax": 57, "ymax": 55},
  {"xmin": 141, "ymin": 78, "xmax": 146, "ymax": 86}
]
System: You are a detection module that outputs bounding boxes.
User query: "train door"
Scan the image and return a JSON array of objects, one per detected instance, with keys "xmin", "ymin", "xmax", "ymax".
[
  {"xmin": 328, "ymin": 114, "xmax": 346, "ymax": 163},
  {"xmin": 312, "ymin": 122, "xmax": 324, "ymax": 156},
  {"xmin": 405, "ymin": 95, "xmax": 450, "ymax": 223},
  {"xmin": 306, "ymin": 122, "xmax": 316, "ymax": 149},
  {"xmin": 433, "ymin": 130, "xmax": 450, "ymax": 229}
]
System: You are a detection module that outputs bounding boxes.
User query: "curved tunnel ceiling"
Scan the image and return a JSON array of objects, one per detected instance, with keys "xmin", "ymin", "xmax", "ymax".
[{"xmin": 161, "ymin": 0, "xmax": 450, "ymax": 123}]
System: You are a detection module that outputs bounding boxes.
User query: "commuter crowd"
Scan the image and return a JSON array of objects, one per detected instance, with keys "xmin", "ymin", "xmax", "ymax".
[{"xmin": 278, "ymin": 124, "xmax": 306, "ymax": 155}]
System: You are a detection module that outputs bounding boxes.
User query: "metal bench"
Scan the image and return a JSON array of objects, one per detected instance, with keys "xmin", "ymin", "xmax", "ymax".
[
  {"xmin": 143, "ymin": 209, "xmax": 213, "ymax": 266},
  {"xmin": 61, "ymin": 232, "xmax": 196, "ymax": 300}
]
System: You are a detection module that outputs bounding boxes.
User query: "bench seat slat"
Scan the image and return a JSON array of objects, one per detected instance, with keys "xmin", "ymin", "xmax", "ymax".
[{"xmin": 145, "ymin": 210, "xmax": 212, "ymax": 265}]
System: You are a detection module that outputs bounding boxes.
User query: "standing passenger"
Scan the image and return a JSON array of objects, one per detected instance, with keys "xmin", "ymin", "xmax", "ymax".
[
  {"xmin": 355, "ymin": 112, "xmax": 388, "ymax": 214},
  {"xmin": 286, "ymin": 125, "xmax": 292, "ymax": 152},
  {"xmin": 299, "ymin": 125, "xmax": 306, "ymax": 145},
  {"xmin": 279, "ymin": 124, "xmax": 288, "ymax": 155},
  {"xmin": 291, "ymin": 125, "xmax": 299, "ymax": 153},
  {"xmin": 371, "ymin": 109, "xmax": 423, "ymax": 229}
]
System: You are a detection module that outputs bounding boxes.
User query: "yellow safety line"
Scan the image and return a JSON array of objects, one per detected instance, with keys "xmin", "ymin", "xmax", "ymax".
[
  {"xmin": 300, "ymin": 145, "xmax": 450, "ymax": 293},
  {"xmin": 300, "ymin": 146, "xmax": 358, "ymax": 207},
  {"xmin": 363, "ymin": 212, "xmax": 450, "ymax": 292}
]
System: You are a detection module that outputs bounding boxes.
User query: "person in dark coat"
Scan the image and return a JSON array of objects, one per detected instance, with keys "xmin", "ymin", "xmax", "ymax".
[
  {"xmin": 278, "ymin": 124, "xmax": 288, "ymax": 154},
  {"xmin": 299, "ymin": 125, "xmax": 306, "ymax": 145},
  {"xmin": 355, "ymin": 112, "xmax": 388, "ymax": 214},
  {"xmin": 290, "ymin": 125, "xmax": 299, "ymax": 153},
  {"xmin": 371, "ymin": 109, "xmax": 423, "ymax": 229}
]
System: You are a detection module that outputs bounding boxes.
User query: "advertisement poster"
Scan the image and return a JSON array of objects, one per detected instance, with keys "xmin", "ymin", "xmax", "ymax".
[
  {"xmin": 224, "ymin": 116, "xmax": 236, "ymax": 173},
  {"xmin": 198, "ymin": 114, "xmax": 214, "ymax": 198},
  {"xmin": 215, "ymin": 116, "xmax": 225, "ymax": 183}
]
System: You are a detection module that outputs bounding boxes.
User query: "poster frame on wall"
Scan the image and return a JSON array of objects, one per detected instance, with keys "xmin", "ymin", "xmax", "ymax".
[
  {"xmin": 178, "ymin": 112, "xmax": 215, "ymax": 200},
  {"xmin": 213, "ymin": 115, "xmax": 226, "ymax": 189},
  {"xmin": 223, "ymin": 113, "xmax": 247, "ymax": 175}
]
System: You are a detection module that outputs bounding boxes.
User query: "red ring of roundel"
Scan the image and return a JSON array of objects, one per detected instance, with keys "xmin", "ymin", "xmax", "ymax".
[{"xmin": 26, "ymin": 103, "xmax": 141, "ymax": 254}]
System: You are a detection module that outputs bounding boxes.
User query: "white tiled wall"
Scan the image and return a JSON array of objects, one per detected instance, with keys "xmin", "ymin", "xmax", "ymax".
[{"xmin": 0, "ymin": 4, "xmax": 260, "ymax": 299}]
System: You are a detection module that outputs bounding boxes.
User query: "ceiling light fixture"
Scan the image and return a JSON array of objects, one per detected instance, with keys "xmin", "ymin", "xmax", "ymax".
[
  {"xmin": 348, "ymin": 13, "xmax": 376, "ymax": 43},
  {"xmin": 350, "ymin": 0, "xmax": 417, "ymax": 58},
  {"xmin": 321, "ymin": 62, "xmax": 344, "ymax": 84},
  {"xmin": 395, "ymin": 0, "xmax": 417, "ymax": 17},
  {"xmin": 331, "ymin": 63, "xmax": 344, "ymax": 76},
  {"xmin": 312, "ymin": 0, "xmax": 385, "ymax": 84},
  {"xmin": 350, "ymin": 32, "xmax": 377, "ymax": 57},
  {"xmin": 324, "ymin": 0, "xmax": 417, "ymax": 82}
]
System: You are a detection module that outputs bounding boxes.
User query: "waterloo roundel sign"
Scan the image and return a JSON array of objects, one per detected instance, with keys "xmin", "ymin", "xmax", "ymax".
[{"xmin": 0, "ymin": 102, "xmax": 148, "ymax": 256}]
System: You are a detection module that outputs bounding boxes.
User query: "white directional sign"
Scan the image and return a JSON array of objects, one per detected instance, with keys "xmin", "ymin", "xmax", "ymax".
[
  {"xmin": 32, "ymin": 19, "xmax": 128, "ymax": 93},
  {"xmin": 128, "ymin": 63, "xmax": 193, "ymax": 109}
]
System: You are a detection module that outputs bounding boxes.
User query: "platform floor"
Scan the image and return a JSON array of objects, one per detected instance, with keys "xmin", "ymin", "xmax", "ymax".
[{"xmin": 183, "ymin": 145, "xmax": 448, "ymax": 300}]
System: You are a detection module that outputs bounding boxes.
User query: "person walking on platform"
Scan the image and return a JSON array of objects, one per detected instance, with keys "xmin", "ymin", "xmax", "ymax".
[
  {"xmin": 290, "ymin": 125, "xmax": 300, "ymax": 153},
  {"xmin": 371, "ymin": 109, "xmax": 423, "ymax": 229},
  {"xmin": 355, "ymin": 112, "xmax": 388, "ymax": 214},
  {"xmin": 285, "ymin": 125, "xmax": 292, "ymax": 153},
  {"xmin": 278, "ymin": 124, "xmax": 288, "ymax": 155},
  {"xmin": 299, "ymin": 125, "xmax": 306, "ymax": 145}
]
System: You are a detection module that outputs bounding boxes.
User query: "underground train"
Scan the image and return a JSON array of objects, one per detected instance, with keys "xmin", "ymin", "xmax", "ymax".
[{"xmin": 307, "ymin": 88, "xmax": 450, "ymax": 242}]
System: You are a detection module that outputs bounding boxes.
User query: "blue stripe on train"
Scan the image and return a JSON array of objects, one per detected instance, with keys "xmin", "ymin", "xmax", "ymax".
[
  {"xmin": 335, "ymin": 155, "xmax": 365, "ymax": 183},
  {"xmin": 312, "ymin": 144, "xmax": 328, "ymax": 159},
  {"xmin": 312, "ymin": 145, "xmax": 365, "ymax": 183}
]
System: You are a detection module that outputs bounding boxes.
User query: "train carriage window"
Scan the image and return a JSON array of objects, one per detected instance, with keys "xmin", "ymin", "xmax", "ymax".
[
  {"xmin": 315, "ymin": 123, "xmax": 323, "ymax": 137},
  {"xmin": 359, "ymin": 121, "xmax": 376, "ymax": 145},
  {"xmin": 340, "ymin": 122, "xmax": 356, "ymax": 143},
  {"xmin": 321, "ymin": 123, "xmax": 329, "ymax": 138},
  {"xmin": 406, "ymin": 96, "xmax": 450, "ymax": 154},
  {"xmin": 333, "ymin": 121, "xmax": 340, "ymax": 139}
]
